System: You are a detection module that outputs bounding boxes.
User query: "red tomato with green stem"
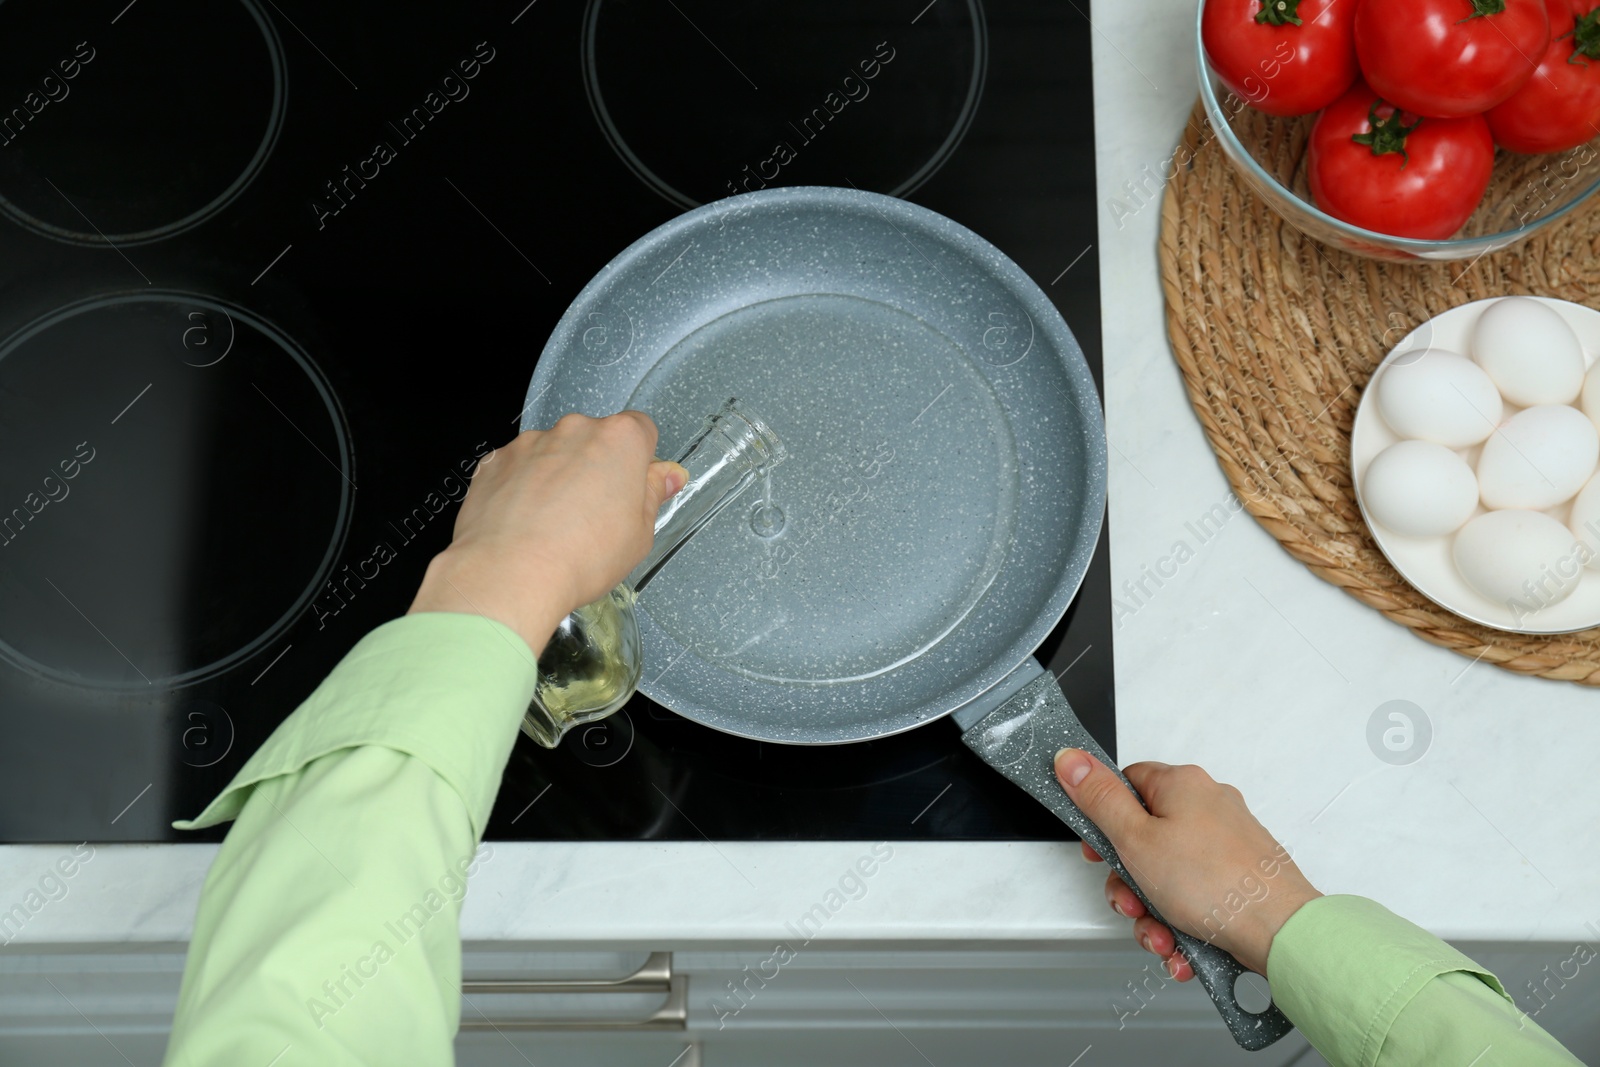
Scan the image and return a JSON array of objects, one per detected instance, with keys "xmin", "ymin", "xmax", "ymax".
[
  {"xmin": 1354, "ymin": 0, "xmax": 1550, "ymax": 117},
  {"xmin": 1202, "ymin": 0, "xmax": 1360, "ymax": 116},
  {"xmin": 1308, "ymin": 81, "xmax": 1496, "ymax": 239},
  {"xmin": 1487, "ymin": 0, "xmax": 1600, "ymax": 152}
]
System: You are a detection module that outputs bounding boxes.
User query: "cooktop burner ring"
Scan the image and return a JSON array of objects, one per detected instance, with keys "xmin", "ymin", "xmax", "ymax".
[
  {"xmin": 0, "ymin": 0, "xmax": 287, "ymax": 247},
  {"xmin": 580, "ymin": 0, "xmax": 988, "ymax": 209},
  {"xmin": 0, "ymin": 290, "xmax": 353, "ymax": 691}
]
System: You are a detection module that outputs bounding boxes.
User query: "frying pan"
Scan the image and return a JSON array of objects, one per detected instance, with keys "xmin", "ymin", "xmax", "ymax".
[{"xmin": 521, "ymin": 187, "xmax": 1291, "ymax": 1051}]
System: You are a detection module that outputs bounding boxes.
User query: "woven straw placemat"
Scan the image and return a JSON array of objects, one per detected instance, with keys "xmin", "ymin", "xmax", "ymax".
[{"xmin": 1158, "ymin": 100, "xmax": 1600, "ymax": 685}]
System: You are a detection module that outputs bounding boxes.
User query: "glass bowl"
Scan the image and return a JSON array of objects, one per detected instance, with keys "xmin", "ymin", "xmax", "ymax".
[{"xmin": 1194, "ymin": 3, "xmax": 1600, "ymax": 262}]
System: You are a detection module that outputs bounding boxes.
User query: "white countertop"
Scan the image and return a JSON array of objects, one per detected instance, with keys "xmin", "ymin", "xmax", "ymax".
[
  {"xmin": 5, "ymin": 0, "xmax": 1596, "ymax": 952},
  {"xmin": 1086, "ymin": 0, "xmax": 1599, "ymax": 948}
]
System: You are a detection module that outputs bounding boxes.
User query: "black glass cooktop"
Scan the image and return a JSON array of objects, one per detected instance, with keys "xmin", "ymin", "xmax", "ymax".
[{"xmin": 0, "ymin": 0, "xmax": 1111, "ymax": 843}]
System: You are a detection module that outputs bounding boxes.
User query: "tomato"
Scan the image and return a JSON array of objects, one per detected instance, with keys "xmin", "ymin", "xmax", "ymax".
[
  {"xmin": 1308, "ymin": 81, "xmax": 1495, "ymax": 239},
  {"xmin": 1354, "ymin": 0, "xmax": 1550, "ymax": 118},
  {"xmin": 1201, "ymin": 0, "xmax": 1359, "ymax": 116},
  {"xmin": 1487, "ymin": 0, "xmax": 1600, "ymax": 151}
]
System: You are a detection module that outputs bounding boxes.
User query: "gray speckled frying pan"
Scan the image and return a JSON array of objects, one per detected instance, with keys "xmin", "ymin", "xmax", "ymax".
[{"xmin": 522, "ymin": 186, "xmax": 1291, "ymax": 1051}]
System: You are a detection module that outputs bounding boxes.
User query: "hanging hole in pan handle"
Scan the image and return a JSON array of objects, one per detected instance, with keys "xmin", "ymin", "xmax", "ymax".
[{"xmin": 956, "ymin": 661, "xmax": 1296, "ymax": 1052}]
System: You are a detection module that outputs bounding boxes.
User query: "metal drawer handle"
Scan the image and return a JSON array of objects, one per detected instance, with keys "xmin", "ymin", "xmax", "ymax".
[
  {"xmin": 460, "ymin": 952, "xmax": 687, "ymax": 1032},
  {"xmin": 463, "ymin": 950, "xmax": 672, "ymax": 995}
]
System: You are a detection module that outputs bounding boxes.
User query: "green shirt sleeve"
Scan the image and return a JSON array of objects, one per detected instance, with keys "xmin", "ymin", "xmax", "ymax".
[
  {"xmin": 1267, "ymin": 894, "xmax": 1585, "ymax": 1067},
  {"xmin": 162, "ymin": 612, "xmax": 538, "ymax": 1067}
]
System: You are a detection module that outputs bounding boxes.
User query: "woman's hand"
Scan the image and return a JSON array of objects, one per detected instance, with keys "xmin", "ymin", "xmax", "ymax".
[
  {"xmin": 1053, "ymin": 750, "xmax": 1321, "ymax": 980},
  {"xmin": 408, "ymin": 412, "xmax": 686, "ymax": 656}
]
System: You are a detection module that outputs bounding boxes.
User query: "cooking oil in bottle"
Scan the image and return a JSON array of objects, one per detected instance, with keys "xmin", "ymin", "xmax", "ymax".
[
  {"xmin": 522, "ymin": 398, "xmax": 786, "ymax": 748},
  {"xmin": 520, "ymin": 586, "xmax": 639, "ymax": 746}
]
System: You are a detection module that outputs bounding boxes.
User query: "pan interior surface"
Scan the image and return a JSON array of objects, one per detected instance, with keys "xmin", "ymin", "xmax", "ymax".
[{"xmin": 629, "ymin": 292, "xmax": 1019, "ymax": 686}]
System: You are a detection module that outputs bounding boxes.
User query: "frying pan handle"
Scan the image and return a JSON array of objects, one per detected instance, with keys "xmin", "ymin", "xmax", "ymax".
[{"xmin": 957, "ymin": 662, "xmax": 1295, "ymax": 1052}]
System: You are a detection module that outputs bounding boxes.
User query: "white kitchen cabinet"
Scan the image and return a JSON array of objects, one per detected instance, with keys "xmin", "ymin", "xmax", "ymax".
[
  {"xmin": 450, "ymin": 944, "xmax": 1279, "ymax": 1067},
  {"xmin": 450, "ymin": 943, "xmax": 1599, "ymax": 1066},
  {"xmin": 3, "ymin": 942, "xmax": 1595, "ymax": 1065}
]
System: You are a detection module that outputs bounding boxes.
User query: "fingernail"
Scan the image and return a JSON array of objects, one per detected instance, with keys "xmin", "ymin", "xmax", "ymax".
[
  {"xmin": 1111, "ymin": 899, "xmax": 1126, "ymax": 918},
  {"xmin": 665, "ymin": 465, "xmax": 688, "ymax": 495},
  {"xmin": 1054, "ymin": 748, "xmax": 1091, "ymax": 787},
  {"xmin": 1140, "ymin": 934, "xmax": 1152, "ymax": 953}
]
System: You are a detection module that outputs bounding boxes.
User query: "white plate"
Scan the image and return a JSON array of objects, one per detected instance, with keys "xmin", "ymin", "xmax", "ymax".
[{"xmin": 1351, "ymin": 297, "xmax": 1600, "ymax": 634}]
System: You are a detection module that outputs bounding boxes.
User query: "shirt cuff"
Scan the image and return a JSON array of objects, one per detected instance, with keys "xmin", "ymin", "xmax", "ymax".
[
  {"xmin": 175, "ymin": 612, "xmax": 539, "ymax": 841},
  {"xmin": 1266, "ymin": 894, "xmax": 1511, "ymax": 1067}
]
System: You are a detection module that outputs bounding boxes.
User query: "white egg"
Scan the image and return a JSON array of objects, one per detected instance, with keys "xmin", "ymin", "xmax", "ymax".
[
  {"xmin": 1477, "ymin": 405, "xmax": 1599, "ymax": 510},
  {"xmin": 1453, "ymin": 509, "xmax": 1585, "ymax": 608},
  {"xmin": 1471, "ymin": 297, "xmax": 1585, "ymax": 407},
  {"xmin": 1569, "ymin": 473, "xmax": 1600, "ymax": 572},
  {"xmin": 1583, "ymin": 359, "xmax": 1600, "ymax": 430},
  {"xmin": 1374, "ymin": 349, "xmax": 1503, "ymax": 447},
  {"xmin": 1361, "ymin": 440, "xmax": 1479, "ymax": 537}
]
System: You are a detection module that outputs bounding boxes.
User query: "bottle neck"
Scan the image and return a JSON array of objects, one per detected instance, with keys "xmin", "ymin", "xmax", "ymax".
[{"xmin": 628, "ymin": 399, "xmax": 785, "ymax": 591}]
